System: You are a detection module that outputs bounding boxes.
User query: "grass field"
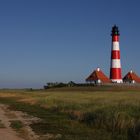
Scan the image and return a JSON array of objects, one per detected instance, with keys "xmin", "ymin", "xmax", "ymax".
[{"xmin": 0, "ymin": 85, "xmax": 140, "ymax": 140}]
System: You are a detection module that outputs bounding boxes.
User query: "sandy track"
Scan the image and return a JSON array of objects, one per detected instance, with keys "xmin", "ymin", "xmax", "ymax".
[
  {"xmin": 0, "ymin": 129, "xmax": 24, "ymax": 140},
  {"xmin": 0, "ymin": 104, "xmax": 40, "ymax": 140}
]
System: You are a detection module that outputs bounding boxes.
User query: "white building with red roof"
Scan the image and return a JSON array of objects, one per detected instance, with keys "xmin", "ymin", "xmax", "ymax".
[
  {"xmin": 123, "ymin": 70, "xmax": 140, "ymax": 83},
  {"xmin": 86, "ymin": 68, "xmax": 111, "ymax": 84}
]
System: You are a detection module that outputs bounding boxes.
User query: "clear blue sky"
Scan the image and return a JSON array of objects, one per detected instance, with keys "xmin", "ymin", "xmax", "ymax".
[{"xmin": 0, "ymin": 0, "xmax": 140, "ymax": 88}]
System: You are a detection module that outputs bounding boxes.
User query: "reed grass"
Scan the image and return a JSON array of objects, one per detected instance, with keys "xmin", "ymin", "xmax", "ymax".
[{"xmin": 0, "ymin": 86, "xmax": 140, "ymax": 139}]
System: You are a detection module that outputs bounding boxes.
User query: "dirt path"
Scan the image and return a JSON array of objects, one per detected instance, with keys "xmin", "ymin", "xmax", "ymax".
[{"xmin": 0, "ymin": 104, "xmax": 40, "ymax": 140}]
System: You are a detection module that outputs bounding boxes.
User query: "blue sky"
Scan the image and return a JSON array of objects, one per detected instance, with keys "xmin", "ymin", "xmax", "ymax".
[{"xmin": 0, "ymin": 0, "xmax": 140, "ymax": 88}]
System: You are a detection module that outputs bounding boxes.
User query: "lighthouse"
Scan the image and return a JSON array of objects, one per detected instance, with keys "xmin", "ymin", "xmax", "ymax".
[{"xmin": 110, "ymin": 25, "xmax": 123, "ymax": 83}]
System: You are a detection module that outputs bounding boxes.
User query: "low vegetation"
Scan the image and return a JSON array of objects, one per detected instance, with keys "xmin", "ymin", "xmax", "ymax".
[
  {"xmin": 0, "ymin": 86, "xmax": 140, "ymax": 139},
  {"xmin": 10, "ymin": 120, "xmax": 24, "ymax": 130},
  {"xmin": 0, "ymin": 120, "xmax": 5, "ymax": 128}
]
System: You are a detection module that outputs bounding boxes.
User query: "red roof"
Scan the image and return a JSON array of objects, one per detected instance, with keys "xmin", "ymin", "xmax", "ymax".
[
  {"xmin": 86, "ymin": 68, "xmax": 111, "ymax": 83},
  {"xmin": 123, "ymin": 71, "xmax": 140, "ymax": 83}
]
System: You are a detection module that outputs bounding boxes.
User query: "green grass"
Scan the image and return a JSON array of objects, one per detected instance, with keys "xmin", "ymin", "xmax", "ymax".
[
  {"xmin": 0, "ymin": 86, "xmax": 140, "ymax": 139},
  {"xmin": 10, "ymin": 120, "xmax": 24, "ymax": 130},
  {"xmin": 0, "ymin": 120, "xmax": 5, "ymax": 128},
  {"xmin": 0, "ymin": 97, "xmax": 100, "ymax": 140}
]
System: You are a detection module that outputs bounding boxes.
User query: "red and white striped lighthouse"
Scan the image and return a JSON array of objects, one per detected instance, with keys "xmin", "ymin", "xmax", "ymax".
[{"xmin": 110, "ymin": 25, "xmax": 123, "ymax": 83}]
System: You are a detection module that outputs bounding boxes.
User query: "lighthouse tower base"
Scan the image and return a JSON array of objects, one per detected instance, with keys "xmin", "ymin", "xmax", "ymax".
[{"xmin": 111, "ymin": 79, "xmax": 123, "ymax": 83}]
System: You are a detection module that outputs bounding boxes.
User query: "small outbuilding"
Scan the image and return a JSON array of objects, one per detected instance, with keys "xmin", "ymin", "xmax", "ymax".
[
  {"xmin": 86, "ymin": 68, "xmax": 111, "ymax": 84},
  {"xmin": 123, "ymin": 70, "xmax": 140, "ymax": 83}
]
